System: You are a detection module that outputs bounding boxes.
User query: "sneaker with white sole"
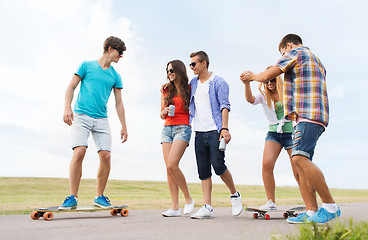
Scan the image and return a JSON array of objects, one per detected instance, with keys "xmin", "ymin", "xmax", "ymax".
[
  {"xmin": 230, "ymin": 192, "xmax": 243, "ymax": 216},
  {"xmin": 191, "ymin": 205, "xmax": 213, "ymax": 219},
  {"xmin": 94, "ymin": 195, "xmax": 112, "ymax": 208},
  {"xmin": 162, "ymin": 209, "xmax": 181, "ymax": 217},
  {"xmin": 259, "ymin": 199, "xmax": 277, "ymax": 210},
  {"xmin": 286, "ymin": 212, "xmax": 309, "ymax": 224},
  {"xmin": 307, "ymin": 207, "xmax": 341, "ymax": 224},
  {"xmin": 183, "ymin": 200, "xmax": 195, "ymax": 215},
  {"xmin": 58, "ymin": 195, "xmax": 77, "ymax": 210}
]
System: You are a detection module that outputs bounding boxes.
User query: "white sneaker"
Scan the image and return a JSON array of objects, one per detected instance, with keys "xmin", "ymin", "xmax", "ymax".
[
  {"xmin": 183, "ymin": 200, "xmax": 195, "ymax": 215},
  {"xmin": 230, "ymin": 192, "xmax": 243, "ymax": 216},
  {"xmin": 191, "ymin": 205, "xmax": 213, "ymax": 219},
  {"xmin": 162, "ymin": 209, "xmax": 181, "ymax": 217},
  {"xmin": 259, "ymin": 199, "xmax": 277, "ymax": 210}
]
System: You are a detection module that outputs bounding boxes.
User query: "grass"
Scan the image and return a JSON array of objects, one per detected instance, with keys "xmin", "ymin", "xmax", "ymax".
[
  {"xmin": 272, "ymin": 219, "xmax": 368, "ymax": 239},
  {"xmin": 0, "ymin": 177, "xmax": 367, "ymax": 215}
]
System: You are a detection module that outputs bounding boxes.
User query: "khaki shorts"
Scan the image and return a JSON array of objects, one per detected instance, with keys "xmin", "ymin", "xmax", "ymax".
[{"xmin": 71, "ymin": 113, "xmax": 111, "ymax": 152}]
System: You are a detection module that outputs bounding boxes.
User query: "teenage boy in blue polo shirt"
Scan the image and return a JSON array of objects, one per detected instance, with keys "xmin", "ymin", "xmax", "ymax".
[
  {"xmin": 189, "ymin": 51, "xmax": 243, "ymax": 219},
  {"xmin": 59, "ymin": 36, "xmax": 128, "ymax": 210}
]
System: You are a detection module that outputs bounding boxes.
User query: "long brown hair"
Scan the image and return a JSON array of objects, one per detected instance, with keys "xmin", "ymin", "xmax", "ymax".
[{"xmin": 164, "ymin": 60, "xmax": 190, "ymax": 112}]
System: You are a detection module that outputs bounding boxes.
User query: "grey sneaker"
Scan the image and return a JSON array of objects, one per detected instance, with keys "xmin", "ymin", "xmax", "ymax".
[
  {"xmin": 259, "ymin": 199, "xmax": 277, "ymax": 210},
  {"xmin": 230, "ymin": 192, "xmax": 243, "ymax": 216},
  {"xmin": 162, "ymin": 209, "xmax": 181, "ymax": 217}
]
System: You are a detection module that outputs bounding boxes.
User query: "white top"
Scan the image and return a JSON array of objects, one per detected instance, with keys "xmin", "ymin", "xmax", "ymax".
[
  {"xmin": 193, "ymin": 73, "xmax": 217, "ymax": 132},
  {"xmin": 252, "ymin": 93, "xmax": 290, "ymax": 133}
]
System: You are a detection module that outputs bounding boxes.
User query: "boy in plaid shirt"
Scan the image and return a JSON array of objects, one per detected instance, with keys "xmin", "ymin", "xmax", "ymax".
[{"xmin": 240, "ymin": 34, "xmax": 340, "ymax": 224}]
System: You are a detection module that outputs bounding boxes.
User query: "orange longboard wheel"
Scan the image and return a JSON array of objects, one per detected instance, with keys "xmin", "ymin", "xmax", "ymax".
[
  {"xmin": 253, "ymin": 213, "xmax": 258, "ymax": 219},
  {"xmin": 31, "ymin": 211, "xmax": 40, "ymax": 220},
  {"xmin": 120, "ymin": 209, "xmax": 129, "ymax": 217},
  {"xmin": 264, "ymin": 214, "xmax": 270, "ymax": 220},
  {"xmin": 43, "ymin": 212, "xmax": 54, "ymax": 221},
  {"xmin": 110, "ymin": 209, "xmax": 118, "ymax": 216}
]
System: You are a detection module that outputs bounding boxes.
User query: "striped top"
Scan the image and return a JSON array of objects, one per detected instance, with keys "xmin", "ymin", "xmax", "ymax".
[{"xmin": 276, "ymin": 46, "xmax": 329, "ymax": 126}]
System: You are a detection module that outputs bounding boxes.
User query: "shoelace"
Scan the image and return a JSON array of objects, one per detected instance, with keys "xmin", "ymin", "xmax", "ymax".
[
  {"xmin": 101, "ymin": 195, "xmax": 111, "ymax": 203},
  {"xmin": 63, "ymin": 196, "xmax": 74, "ymax": 204}
]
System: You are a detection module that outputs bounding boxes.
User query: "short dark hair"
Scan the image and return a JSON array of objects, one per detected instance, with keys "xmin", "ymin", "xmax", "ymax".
[
  {"xmin": 190, "ymin": 51, "xmax": 210, "ymax": 69},
  {"xmin": 279, "ymin": 34, "xmax": 303, "ymax": 51},
  {"xmin": 103, "ymin": 36, "xmax": 126, "ymax": 53}
]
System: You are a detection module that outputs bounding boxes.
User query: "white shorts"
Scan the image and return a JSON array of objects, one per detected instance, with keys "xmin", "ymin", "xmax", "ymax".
[{"xmin": 71, "ymin": 113, "xmax": 112, "ymax": 152}]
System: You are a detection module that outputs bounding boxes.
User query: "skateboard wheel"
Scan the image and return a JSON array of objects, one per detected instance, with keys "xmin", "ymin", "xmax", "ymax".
[
  {"xmin": 120, "ymin": 209, "xmax": 129, "ymax": 217},
  {"xmin": 110, "ymin": 209, "xmax": 118, "ymax": 216},
  {"xmin": 264, "ymin": 214, "xmax": 270, "ymax": 220},
  {"xmin": 43, "ymin": 212, "xmax": 53, "ymax": 221},
  {"xmin": 253, "ymin": 213, "xmax": 258, "ymax": 219},
  {"xmin": 294, "ymin": 213, "xmax": 298, "ymax": 217},
  {"xmin": 31, "ymin": 211, "xmax": 40, "ymax": 220},
  {"xmin": 283, "ymin": 212, "xmax": 288, "ymax": 219}
]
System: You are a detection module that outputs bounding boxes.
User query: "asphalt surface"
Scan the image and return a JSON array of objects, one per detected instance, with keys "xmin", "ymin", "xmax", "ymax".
[{"xmin": 1, "ymin": 202, "xmax": 367, "ymax": 240}]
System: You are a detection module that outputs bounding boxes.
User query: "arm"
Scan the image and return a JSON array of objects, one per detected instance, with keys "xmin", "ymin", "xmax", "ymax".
[
  {"xmin": 242, "ymin": 81, "xmax": 255, "ymax": 104},
  {"xmin": 240, "ymin": 66, "xmax": 283, "ymax": 83},
  {"xmin": 114, "ymin": 88, "xmax": 128, "ymax": 143},
  {"xmin": 160, "ymin": 92, "xmax": 170, "ymax": 120},
  {"xmin": 220, "ymin": 108, "xmax": 231, "ymax": 143},
  {"xmin": 63, "ymin": 74, "xmax": 81, "ymax": 126}
]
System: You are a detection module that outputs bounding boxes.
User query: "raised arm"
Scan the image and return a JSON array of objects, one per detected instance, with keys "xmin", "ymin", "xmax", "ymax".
[{"xmin": 240, "ymin": 66, "xmax": 282, "ymax": 83}]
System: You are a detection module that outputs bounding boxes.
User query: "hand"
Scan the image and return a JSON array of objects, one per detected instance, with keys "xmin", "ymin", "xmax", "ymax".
[
  {"xmin": 240, "ymin": 71, "xmax": 254, "ymax": 83},
  {"xmin": 219, "ymin": 129, "xmax": 231, "ymax": 144},
  {"xmin": 161, "ymin": 107, "xmax": 170, "ymax": 117},
  {"xmin": 120, "ymin": 127, "xmax": 128, "ymax": 143},
  {"xmin": 63, "ymin": 108, "xmax": 74, "ymax": 126},
  {"xmin": 160, "ymin": 83, "xmax": 169, "ymax": 93}
]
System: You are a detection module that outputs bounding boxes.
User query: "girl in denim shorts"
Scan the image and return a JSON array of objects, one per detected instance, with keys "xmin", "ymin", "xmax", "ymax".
[
  {"xmin": 241, "ymin": 69, "xmax": 300, "ymax": 211},
  {"xmin": 159, "ymin": 60, "xmax": 195, "ymax": 217}
]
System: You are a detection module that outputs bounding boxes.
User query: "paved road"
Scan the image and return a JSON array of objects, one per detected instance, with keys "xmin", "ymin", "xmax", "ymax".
[{"xmin": 1, "ymin": 202, "xmax": 367, "ymax": 240}]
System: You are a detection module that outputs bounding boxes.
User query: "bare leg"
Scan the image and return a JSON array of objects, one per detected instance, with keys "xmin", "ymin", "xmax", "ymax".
[
  {"xmin": 262, "ymin": 141, "xmax": 282, "ymax": 203},
  {"xmin": 292, "ymin": 155, "xmax": 334, "ymax": 212},
  {"xmin": 69, "ymin": 146, "xmax": 87, "ymax": 197},
  {"xmin": 162, "ymin": 141, "xmax": 192, "ymax": 210},
  {"xmin": 201, "ymin": 177, "xmax": 212, "ymax": 205},
  {"xmin": 96, "ymin": 150, "xmax": 111, "ymax": 196},
  {"xmin": 220, "ymin": 169, "xmax": 237, "ymax": 195}
]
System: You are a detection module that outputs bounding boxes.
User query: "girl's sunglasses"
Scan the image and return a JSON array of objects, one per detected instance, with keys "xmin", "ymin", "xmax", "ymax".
[
  {"xmin": 166, "ymin": 69, "xmax": 174, "ymax": 74},
  {"xmin": 265, "ymin": 79, "xmax": 276, "ymax": 84}
]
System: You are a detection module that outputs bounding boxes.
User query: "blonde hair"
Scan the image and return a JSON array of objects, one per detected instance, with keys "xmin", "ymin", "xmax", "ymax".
[{"xmin": 258, "ymin": 71, "xmax": 284, "ymax": 110}]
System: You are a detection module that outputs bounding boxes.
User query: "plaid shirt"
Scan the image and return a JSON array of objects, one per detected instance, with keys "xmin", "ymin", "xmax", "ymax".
[{"xmin": 276, "ymin": 46, "xmax": 329, "ymax": 126}]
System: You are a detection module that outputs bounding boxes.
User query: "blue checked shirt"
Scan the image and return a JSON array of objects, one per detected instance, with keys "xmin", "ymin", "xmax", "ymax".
[
  {"xmin": 189, "ymin": 74, "xmax": 231, "ymax": 132},
  {"xmin": 276, "ymin": 46, "xmax": 329, "ymax": 126}
]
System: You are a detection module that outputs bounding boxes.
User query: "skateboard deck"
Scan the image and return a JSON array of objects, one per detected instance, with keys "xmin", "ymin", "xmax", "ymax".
[
  {"xmin": 31, "ymin": 205, "xmax": 128, "ymax": 221},
  {"xmin": 246, "ymin": 206, "xmax": 305, "ymax": 220}
]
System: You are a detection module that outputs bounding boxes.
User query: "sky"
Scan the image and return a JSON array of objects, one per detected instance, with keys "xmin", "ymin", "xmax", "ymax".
[{"xmin": 0, "ymin": 0, "xmax": 367, "ymax": 190}]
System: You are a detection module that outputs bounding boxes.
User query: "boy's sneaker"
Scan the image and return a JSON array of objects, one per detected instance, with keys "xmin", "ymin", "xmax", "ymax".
[
  {"xmin": 191, "ymin": 205, "xmax": 213, "ymax": 219},
  {"xmin": 307, "ymin": 207, "xmax": 341, "ymax": 224},
  {"xmin": 230, "ymin": 192, "xmax": 243, "ymax": 216},
  {"xmin": 286, "ymin": 212, "xmax": 310, "ymax": 224},
  {"xmin": 259, "ymin": 199, "xmax": 277, "ymax": 210},
  {"xmin": 94, "ymin": 195, "xmax": 112, "ymax": 208},
  {"xmin": 183, "ymin": 200, "xmax": 195, "ymax": 215},
  {"xmin": 162, "ymin": 209, "xmax": 181, "ymax": 217},
  {"xmin": 58, "ymin": 195, "xmax": 77, "ymax": 210}
]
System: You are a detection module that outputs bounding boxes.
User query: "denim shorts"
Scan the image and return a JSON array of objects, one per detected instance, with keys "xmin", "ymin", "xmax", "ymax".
[
  {"xmin": 265, "ymin": 131, "xmax": 293, "ymax": 150},
  {"xmin": 194, "ymin": 130, "xmax": 227, "ymax": 180},
  {"xmin": 71, "ymin": 113, "xmax": 111, "ymax": 152},
  {"xmin": 292, "ymin": 122, "xmax": 325, "ymax": 161},
  {"xmin": 161, "ymin": 125, "xmax": 192, "ymax": 144}
]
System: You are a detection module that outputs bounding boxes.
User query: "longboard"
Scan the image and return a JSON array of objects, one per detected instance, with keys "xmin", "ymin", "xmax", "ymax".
[
  {"xmin": 246, "ymin": 206, "xmax": 305, "ymax": 220},
  {"xmin": 31, "ymin": 205, "xmax": 128, "ymax": 221}
]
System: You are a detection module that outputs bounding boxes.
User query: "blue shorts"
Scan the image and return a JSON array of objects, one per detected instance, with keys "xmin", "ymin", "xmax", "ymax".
[
  {"xmin": 265, "ymin": 131, "xmax": 293, "ymax": 150},
  {"xmin": 292, "ymin": 122, "xmax": 325, "ymax": 161},
  {"xmin": 194, "ymin": 130, "xmax": 227, "ymax": 180},
  {"xmin": 161, "ymin": 125, "xmax": 192, "ymax": 144}
]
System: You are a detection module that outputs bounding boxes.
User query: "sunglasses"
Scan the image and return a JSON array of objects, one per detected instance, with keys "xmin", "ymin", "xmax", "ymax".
[
  {"xmin": 189, "ymin": 62, "xmax": 197, "ymax": 68},
  {"xmin": 166, "ymin": 68, "xmax": 174, "ymax": 74},
  {"xmin": 265, "ymin": 79, "xmax": 276, "ymax": 84},
  {"xmin": 114, "ymin": 48, "xmax": 124, "ymax": 56}
]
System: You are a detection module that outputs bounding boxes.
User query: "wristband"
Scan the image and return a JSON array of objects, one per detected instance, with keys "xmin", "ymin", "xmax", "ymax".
[{"xmin": 221, "ymin": 128, "xmax": 229, "ymax": 132}]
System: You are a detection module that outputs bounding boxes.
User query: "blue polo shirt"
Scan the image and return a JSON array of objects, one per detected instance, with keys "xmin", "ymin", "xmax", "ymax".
[{"xmin": 74, "ymin": 60, "xmax": 123, "ymax": 118}]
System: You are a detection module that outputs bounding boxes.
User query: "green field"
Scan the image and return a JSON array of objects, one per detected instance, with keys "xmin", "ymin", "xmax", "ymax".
[{"xmin": 1, "ymin": 177, "xmax": 367, "ymax": 215}]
